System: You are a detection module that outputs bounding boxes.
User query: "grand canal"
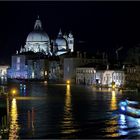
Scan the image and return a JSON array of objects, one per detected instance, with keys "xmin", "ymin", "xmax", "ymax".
[{"xmin": 1, "ymin": 81, "xmax": 140, "ymax": 139}]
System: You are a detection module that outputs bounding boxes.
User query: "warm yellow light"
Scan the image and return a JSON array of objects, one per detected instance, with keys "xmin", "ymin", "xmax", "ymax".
[
  {"xmin": 9, "ymin": 98, "xmax": 19, "ymax": 140},
  {"xmin": 66, "ymin": 80, "xmax": 70, "ymax": 84},
  {"xmin": 11, "ymin": 89, "xmax": 17, "ymax": 96},
  {"xmin": 12, "ymin": 90, "xmax": 16, "ymax": 94},
  {"xmin": 112, "ymin": 84, "xmax": 116, "ymax": 89},
  {"xmin": 110, "ymin": 90, "xmax": 117, "ymax": 110}
]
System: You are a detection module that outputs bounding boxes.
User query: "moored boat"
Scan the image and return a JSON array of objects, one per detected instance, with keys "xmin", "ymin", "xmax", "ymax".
[{"xmin": 119, "ymin": 99, "xmax": 140, "ymax": 118}]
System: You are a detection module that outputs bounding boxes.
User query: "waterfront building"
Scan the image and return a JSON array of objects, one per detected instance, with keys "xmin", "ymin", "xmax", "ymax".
[
  {"xmin": 63, "ymin": 51, "xmax": 105, "ymax": 83},
  {"xmin": 48, "ymin": 57, "xmax": 61, "ymax": 81},
  {"xmin": 27, "ymin": 59, "xmax": 48, "ymax": 79},
  {"xmin": 76, "ymin": 66, "xmax": 96, "ymax": 85},
  {"xmin": 76, "ymin": 64, "xmax": 125, "ymax": 87},
  {"xmin": 7, "ymin": 16, "xmax": 74, "ymax": 80},
  {"xmin": 0, "ymin": 65, "xmax": 9, "ymax": 79},
  {"xmin": 124, "ymin": 64, "xmax": 140, "ymax": 87},
  {"xmin": 101, "ymin": 70, "xmax": 125, "ymax": 87},
  {"xmin": 7, "ymin": 54, "xmax": 28, "ymax": 79}
]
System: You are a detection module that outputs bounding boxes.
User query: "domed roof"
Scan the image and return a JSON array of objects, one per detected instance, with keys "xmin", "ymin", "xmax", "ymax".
[
  {"xmin": 26, "ymin": 16, "xmax": 50, "ymax": 42},
  {"xmin": 55, "ymin": 29, "xmax": 67, "ymax": 47},
  {"xmin": 55, "ymin": 38, "xmax": 67, "ymax": 46},
  {"xmin": 26, "ymin": 31, "xmax": 49, "ymax": 42}
]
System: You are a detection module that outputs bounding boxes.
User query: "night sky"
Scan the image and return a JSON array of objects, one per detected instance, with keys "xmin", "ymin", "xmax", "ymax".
[{"xmin": 0, "ymin": 1, "xmax": 140, "ymax": 64}]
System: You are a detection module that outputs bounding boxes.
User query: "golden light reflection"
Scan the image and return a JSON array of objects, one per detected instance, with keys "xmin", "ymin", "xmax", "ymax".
[
  {"xmin": 104, "ymin": 118, "xmax": 119, "ymax": 137},
  {"xmin": 103, "ymin": 90, "xmax": 119, "ymax": 138},
  {"xmin": 65, "ymin": 84, "xmax": 71, "ymax": 116},
  {"xmin": 9, "ymin": 98, "xmax": 19, "ymax": 140},
  {"xmin": 110, "ymin": 90, "xmax": 117, "ymax": 111},
  {"xmin": 61, "ymin": 84, "xmax": 77, "ymax": 135}
]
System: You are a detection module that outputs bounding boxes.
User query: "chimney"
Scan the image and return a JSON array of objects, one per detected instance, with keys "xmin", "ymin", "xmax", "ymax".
[
  {"xmin": 84, "ymin": 52, "xmax": 86, "ymax": 58},
  {"xmin": 77, "ymin": 51, "xmax": 80, "ymax": 58},
  {"xmin": 122, "ymin": 65, "xmax": 125, "ymax": 70},
  {"xmin": 107, "ymin": 64, "xmax": 109, "ymax": 70}
]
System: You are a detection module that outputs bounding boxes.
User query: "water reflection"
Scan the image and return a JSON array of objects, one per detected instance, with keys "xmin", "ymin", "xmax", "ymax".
[
  {"xmin": 104, "ymin": 117, "xmax": 119, "ymax": 138},
  {"xmin": 118, "ymin": 114, "xmax": 128, "ymax": 136},
  {"xmin": 103, "ymin": 90, "xmax": 119, "ymax": 138},
  {"xmin": 61, "ymin": 84, "xmax": 77, "ymax": 135},
  {"xmin": 110, "ymin": 90, "xmax": 117, "ymax": 111},
  {"xmin": 118, "ymin": 114, "xmax": 140, "ymax": 137},
  {"xmin": 9, "ymin": 98, "xmax": 19, "ymax": 140}
]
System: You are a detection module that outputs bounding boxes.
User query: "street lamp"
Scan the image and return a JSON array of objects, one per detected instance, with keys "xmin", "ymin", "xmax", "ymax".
[
  {"xmin": 66, "ymin": 80, "xmax": 70, "ymax": 84},
  {"xmin": 11, "ymin": 89, "xmax": 17, "ymax": 97}
]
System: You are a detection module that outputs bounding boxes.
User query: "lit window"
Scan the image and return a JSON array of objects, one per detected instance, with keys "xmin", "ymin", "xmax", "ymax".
[
  {"xmin": 17, "ymin": 57, "xmax": 20, "ymax": 63},
  {"xmin": 16, "ymin": 64, "xmax": 20, "ymax": 70},
  {"xmin": 45, "ymin": 71, "xmax": 47, "ymax": 76},
  {"xmin": 32, "ymin": 72, "xmax": 34, "ymax": 78},
  {"xmin": 41, "ymin": 71, "xmax": 44, "ymax": 76}
]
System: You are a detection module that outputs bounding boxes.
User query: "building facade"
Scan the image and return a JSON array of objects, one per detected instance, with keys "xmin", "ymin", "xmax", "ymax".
[
  {"xmin": 101, "ymin": 70, "xmax": 125, "ymax": 87},
  {"xmin": 27, "ymin": 59, "xmax": 48, "ymax": 79},
  {"xmin": 0, "ymin": 65, "xmax": 9, "ymax": 79},
  {"xmin": 7, "ymin": 55, "xmax": 28, "ymax": 79},
  {"xmin": 76, "ymin": 64, "xmax": 125, "ymax": 87},
  {"xmin": 76, "ymin": 67, "xmax": 96, "ymax": 85}
]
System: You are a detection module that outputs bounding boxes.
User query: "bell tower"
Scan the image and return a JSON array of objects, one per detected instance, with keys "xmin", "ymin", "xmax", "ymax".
[{"xmin": 68, "ymin": 32, "xmax": 74, "ymax": 52}]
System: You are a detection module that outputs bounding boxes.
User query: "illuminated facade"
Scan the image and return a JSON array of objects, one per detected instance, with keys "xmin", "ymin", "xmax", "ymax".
[
  {"xmin": 7, "ymin": 55, "xmax": 28, "ymax": 79},
  {"xmin": 19, "ymin": 16, "xmax": 74, "ymax": 56},
  {"xmin": 101, "ymin": 70, "xmax": 125, "ymax": 87},
  {"xmin": 64, "ymin": 52, "xmax": 98, "ymax": 83},
  {"xmin": 76, "ymin": 67, "xmax": 96, "ymax": 85},
  {"xmin": 0, "ymin": 65, "xmax": 9, "ymax": 79},
  {"xmin": 76, "ymin": 64, "xmax": 125, "ymax": 87},
  {"xmin": 7, "ymin": 53, "xmax": 61, "ymax": 80}
]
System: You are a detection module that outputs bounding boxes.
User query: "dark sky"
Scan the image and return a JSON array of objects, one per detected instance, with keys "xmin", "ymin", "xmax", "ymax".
[{"xmin": 0, "ymin": 1, "xmax": 140, "ymax": 64}]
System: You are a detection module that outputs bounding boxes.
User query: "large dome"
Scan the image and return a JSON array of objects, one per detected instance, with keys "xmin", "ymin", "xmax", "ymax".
[{"xmin": 26, "ymin": 31, "xmax": 50, "ymax": 42}]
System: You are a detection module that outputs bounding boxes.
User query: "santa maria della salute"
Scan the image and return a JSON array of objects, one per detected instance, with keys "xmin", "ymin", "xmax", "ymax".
[
  {"xmin": 7, "ymin": 16, "xmax": 76, "ymax": 81},
  {"xmin": 19, "ymin": 16, "xmax": 74, "ymax": 56}
]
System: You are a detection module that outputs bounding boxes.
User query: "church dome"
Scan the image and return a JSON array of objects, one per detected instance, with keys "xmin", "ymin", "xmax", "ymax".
[
  {"xmin": 55, "ymin": 38, "xmax": 67, "ymax": 47},
  {"xmin": 55, "ymin": 29, "xmax": 67, "ymax": 48},
  {"xmin": 26, "ymin": 16, "xmax": 50, "ymax": 42},
  {"xmin": 26, "ymin": 31, "xmax": 49, "ymax": 42}
]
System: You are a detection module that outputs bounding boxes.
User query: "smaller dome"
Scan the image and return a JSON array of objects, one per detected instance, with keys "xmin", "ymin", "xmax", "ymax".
[
  {"xmin": 55, "ymin": 38, "xmax": 67, "ymax": 47},
  {"xmin": 55, "ymin": 28, "xmax": 67, "ymax": 48}
]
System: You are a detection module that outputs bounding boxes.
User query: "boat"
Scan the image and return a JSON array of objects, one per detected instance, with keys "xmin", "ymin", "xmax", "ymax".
[{"xmin": 119, "ymin": 99, "xmax": 140, "ymax": 118}]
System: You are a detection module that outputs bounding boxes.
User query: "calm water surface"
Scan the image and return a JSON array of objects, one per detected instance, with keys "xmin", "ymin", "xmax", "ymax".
[{"xmin": 1, "ymin": 81, "xmax": 140, "ymax": 139}]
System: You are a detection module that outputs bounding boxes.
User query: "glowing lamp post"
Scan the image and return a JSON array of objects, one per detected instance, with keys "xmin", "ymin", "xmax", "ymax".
[
  {"xmin": 66, "ymin": 80, "xmax": 70, "ymax": 84},
  {"xmin": 11, "ymin": 89, "xmax": 17, "ymax": 97}
]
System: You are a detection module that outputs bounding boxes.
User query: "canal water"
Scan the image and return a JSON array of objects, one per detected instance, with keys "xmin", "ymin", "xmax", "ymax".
[{"xmin": 1, "ymin": 81, "xmax": 140, "ymax": 139}]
